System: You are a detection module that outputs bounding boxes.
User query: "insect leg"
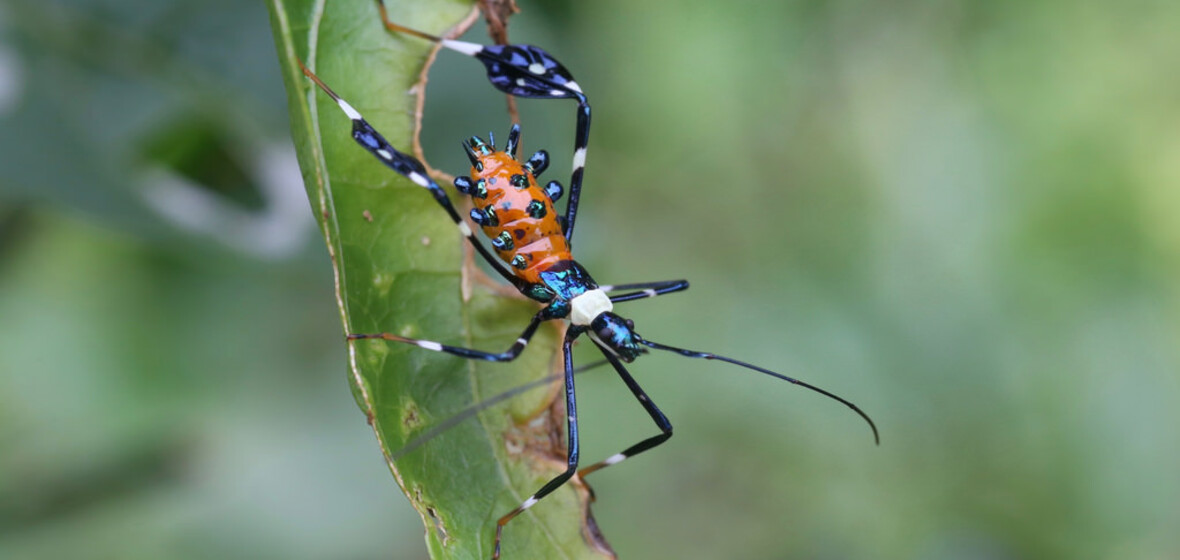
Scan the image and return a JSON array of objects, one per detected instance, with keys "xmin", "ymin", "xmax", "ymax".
[
  {"xmin": 577, "ymin": 348, "xmax": 673, "ymax": 488},
  {"xmin": 599, "ymin": 279, "xmax": 691, "ymax": 304},
  {"xmin": 493, "ymin": 329, "xmax": 581, "ymax": 560},
  {"xmin": 391, "ymin": 358, "xmax": 610, "ymax": 461},
  {"xmin": 373, "ymin": 3, "xmax": 592, "ymax": 245},
  {"xmin": 562, "ymin": 100, "xmax": 590, "ymax": 244},
  {"xmin": 349, "ymin": 312, "xmax": 548, "ymax": 363},
  {"xmin": 300, "ymin": 62, "xmax": 527, "ymax": 291},
  {"xmin": 375, "ymin": 1, "xmax": 443, "ymax": 42}
]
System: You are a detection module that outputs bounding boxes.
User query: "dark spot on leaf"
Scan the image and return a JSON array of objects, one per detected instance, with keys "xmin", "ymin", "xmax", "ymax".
[
  {"xmin": 425, "ymin": 506, "xmax": 449, "ymax": 545},
  {"xmin": 402, "ymin": 401, "xmax": 423, "ymax": 430}
]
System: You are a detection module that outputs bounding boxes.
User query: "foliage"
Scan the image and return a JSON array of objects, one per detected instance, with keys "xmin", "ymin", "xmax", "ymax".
[{"xmin": 2, "ymin": 0, "xmax": 1179, "ymax": 558}]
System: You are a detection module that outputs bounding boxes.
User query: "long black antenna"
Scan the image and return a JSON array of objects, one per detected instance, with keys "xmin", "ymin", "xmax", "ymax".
[
  {"xmin": 639, "ymin": 339, "xmax": 879, "ymax": 444},
  {"xmin": 390, "ymin": 359, "xmax": 611, "ymax": 460}
]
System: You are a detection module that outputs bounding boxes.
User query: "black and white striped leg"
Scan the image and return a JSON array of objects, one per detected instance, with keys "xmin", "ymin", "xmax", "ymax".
[
  {"xmin": 493, "ymin": 330, "xmax": 581, "ymax": 560},
  {"xmin": 577, "ymin": 348, "xmax": 673, "ymax": 498},
  {"xmin": 377, "ymin": 17, "xmax": 587, "ymax": 105},
  {"xmin": 348, "ymin": 312, "xmax": 546, "ymax": 363},
  {"xmin": 599, "ymin": 279, "xmax": 691, "ymax": 304},
  {"xmin": 371, "ymin": 7, "xmax": 593, "ymax": 245},
  {"xmin": 562, "ymin": 99, "xmax": 590, "ymax": 244},
  {"xmin": 299, "ymin": 62, "xmax": 527, "ymax": 291}
]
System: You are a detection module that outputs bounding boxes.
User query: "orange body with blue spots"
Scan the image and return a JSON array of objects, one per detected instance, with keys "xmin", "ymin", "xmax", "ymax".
[{"xmin": 470, "ymin": 152, "xmax": 571, "ymax": 285}]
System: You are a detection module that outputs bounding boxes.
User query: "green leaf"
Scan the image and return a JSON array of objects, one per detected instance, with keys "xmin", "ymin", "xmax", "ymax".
[{"xmin": 267, "ymin": 1, "xmax": 613, "ymax": 558}]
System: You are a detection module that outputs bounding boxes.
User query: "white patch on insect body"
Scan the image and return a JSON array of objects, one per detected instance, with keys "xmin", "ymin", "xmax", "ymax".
[
  {"xmin": 566, "ymin": 81, "xmax": 583, "ymax": 93},
  {"xmin": 528, "ymin": 62, "xmax": 546, "ymax": 75},
  {"xmin": 377, "ymin": 149, "xmax": 392, "ymax": 159},
  {"xmin": 603, "ymin": 453, "xmax": 626, "ymax": 466},
  {"xmin": 520, "ymin": 496, "xmax": 539, "ymax": 510},
  {"xmin": 644, "ymin": 288, "xmax": 657, "ymax": 298},
  {"xmin": 572, "ymin": 147, "xmax": 587, "ymax": 170},
  {"xmin": 458, "ymin": 222, "xmax": 473, "ymax": 237},
  {"xmin": 441, "ymin": 39, "xmax": 483, "ymax": 56},
  {"xmin": 569, "ymin": 289, "xmax": 612, "ymax": 326},
  {"xmin": 516, "ymin": 337, "xmax": 529, "ymax": 347}
]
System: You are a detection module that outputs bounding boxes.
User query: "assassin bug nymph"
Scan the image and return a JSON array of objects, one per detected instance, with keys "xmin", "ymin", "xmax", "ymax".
[{"xmin": 300, "ymin": 12, "xmax": 878, "ymax": 560}]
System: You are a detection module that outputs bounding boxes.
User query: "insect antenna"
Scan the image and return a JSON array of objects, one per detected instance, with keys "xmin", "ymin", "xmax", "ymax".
[
  {"xmin": 638, "ymin": 339, "xmax": 880, "ymax": 444},
  {"xmin": 390, "ymin": 359, "xmax": 611, "ymax": 460}
]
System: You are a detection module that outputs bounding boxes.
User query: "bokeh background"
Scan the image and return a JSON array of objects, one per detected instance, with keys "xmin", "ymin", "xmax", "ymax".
[{"xmin": 3, "ymin": 0, "xmax": 1179, "ymax": 558}]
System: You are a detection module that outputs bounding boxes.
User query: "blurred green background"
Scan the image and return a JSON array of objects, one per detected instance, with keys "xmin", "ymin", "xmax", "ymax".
[{"xmin": 3, "ymin": 0, "xmax": 1179, "ymax": 559}]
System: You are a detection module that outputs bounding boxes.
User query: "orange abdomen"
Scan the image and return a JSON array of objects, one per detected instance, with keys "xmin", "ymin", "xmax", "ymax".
[{"xmin": 472, "ymin": 152, "xmax": 570, "ymax": 284}]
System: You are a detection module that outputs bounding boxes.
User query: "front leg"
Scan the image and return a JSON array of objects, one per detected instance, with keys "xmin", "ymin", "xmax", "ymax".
[
  {"xmin": 600, "ymin": 279, "xmax": 690, "ymax": 304},
  {"xmin": 348, "ymin": 312, "xmax": 547, "ymax": 363},
  {"xmin": 300, "ymin": 61, "xmax": 529, "ymax": 292}
]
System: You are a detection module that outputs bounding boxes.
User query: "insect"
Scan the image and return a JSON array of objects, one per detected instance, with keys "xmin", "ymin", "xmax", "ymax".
[{"xmin": 300, "ymin": 7, "xmax": 878, "ymax": 559}]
